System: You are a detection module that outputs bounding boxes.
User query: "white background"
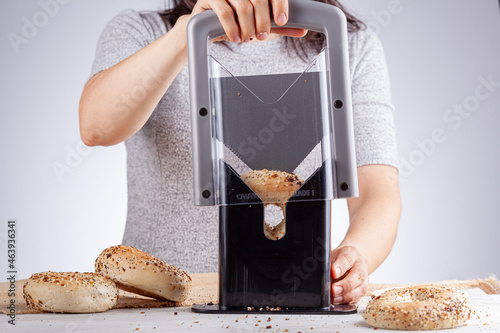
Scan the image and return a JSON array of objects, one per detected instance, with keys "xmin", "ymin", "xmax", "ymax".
[{"xmin": 1, "ymin": 0, "xmax": 499, "ymax": 283}]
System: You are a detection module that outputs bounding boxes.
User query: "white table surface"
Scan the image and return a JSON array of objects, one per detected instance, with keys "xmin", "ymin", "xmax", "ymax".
[{"xmin": 4, "ymin": 289, "xmax": 499, "ymax": 333}]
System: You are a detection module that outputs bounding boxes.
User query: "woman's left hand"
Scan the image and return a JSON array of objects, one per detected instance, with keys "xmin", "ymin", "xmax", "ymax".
[{"xmin": 330, "ymin": 245, "xmax": 369, "ymax": 304}]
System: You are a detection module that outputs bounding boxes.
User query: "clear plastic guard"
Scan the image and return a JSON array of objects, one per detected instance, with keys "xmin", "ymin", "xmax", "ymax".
[{"xmin": 209, "ymin": 48, "xmax": 336, "ymax": 206}]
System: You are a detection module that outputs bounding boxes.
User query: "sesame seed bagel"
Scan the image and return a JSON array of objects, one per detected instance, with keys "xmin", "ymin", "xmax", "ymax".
[
  {"xmin": 23, "ymin": 271, "xmax": 118, "ymax": 313},
  {"xmin": 95, "ymin": 245, "xmax": 192, "ymax": 302},
  {"xmin": 241, "ymin": 169, "xmax": 303, "ymax": 204},
  {"xmin": 241, "ymin": 170, "xmax": 303, "ymax": 240},
  {"xmin": 363, "ymin": 285, "xmax": 471, "ymax": 330}
]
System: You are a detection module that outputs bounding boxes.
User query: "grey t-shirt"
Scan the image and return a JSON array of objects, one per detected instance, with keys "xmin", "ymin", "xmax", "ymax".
[{"xmin": 90, "ymin": 9, "xmax": 398, "ymax": 273}]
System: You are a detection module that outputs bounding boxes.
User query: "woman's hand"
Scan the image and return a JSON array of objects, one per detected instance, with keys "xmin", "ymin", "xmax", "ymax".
[
  {"xmin": 190, "ymin": 0, "xmax": 306, "ymax": 43},
  {"xmin": 329, "ymin": 165, "xmax": 401, "ymax": 304},
  {"xmin": 330, "ymin": 245, "xmax": 369, "ymax": 304}
]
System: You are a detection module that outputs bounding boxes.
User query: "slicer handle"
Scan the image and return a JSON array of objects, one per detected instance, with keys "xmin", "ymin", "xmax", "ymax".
[
  {"xmin": 188, "ymin": 0, "xmax": 358, "ymax": 205},
  {"xmin": 190, "ymin": 0, "xmax": 346, "ymax": 39}
]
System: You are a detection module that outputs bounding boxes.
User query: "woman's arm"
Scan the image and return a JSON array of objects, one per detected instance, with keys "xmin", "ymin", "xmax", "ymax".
[
  {"xmin": 78, "ymin": 16, "xmax": 191, "ymax": 147},
  {"xmin": 331, "ymin": 164, "xmax": 401, "ymax": 304},
  {"xmin": 79, "ymin": 0, "xmax": 305, "ymax": 147}
]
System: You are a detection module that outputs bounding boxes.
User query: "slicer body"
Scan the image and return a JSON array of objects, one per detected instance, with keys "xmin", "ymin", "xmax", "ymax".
[
  {"xmin": 187, "ymin": 0, "xmax": 358, "ymax": 314},
  {"xmin": 218, "ymin": 164, "xmax": 332, "ymax": 311}
]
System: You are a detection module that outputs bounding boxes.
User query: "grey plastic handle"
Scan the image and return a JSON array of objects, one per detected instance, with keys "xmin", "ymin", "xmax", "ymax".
[{"xmin": 187, "ymin": 0, "xmax": 358, "ymax": 205}]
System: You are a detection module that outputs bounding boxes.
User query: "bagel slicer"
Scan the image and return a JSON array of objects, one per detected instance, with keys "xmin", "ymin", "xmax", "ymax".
[{"xmin": 187, "ymin": 0, "xmax": 358, "ymax": 314}]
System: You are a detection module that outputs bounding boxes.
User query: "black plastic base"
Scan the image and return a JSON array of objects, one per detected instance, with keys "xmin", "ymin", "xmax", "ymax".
[
  {"xmin": 192, "ymin": 303, "xmax": 357, "ymax": 315},
  {"xmin": 218, "ymin": 163, "xmax": 334, "ymax": 310}
]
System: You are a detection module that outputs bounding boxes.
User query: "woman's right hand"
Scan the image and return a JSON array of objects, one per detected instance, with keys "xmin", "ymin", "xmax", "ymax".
[{"xmin": 189, "ymin": 0, "xmax": 307, "ymax": 43}]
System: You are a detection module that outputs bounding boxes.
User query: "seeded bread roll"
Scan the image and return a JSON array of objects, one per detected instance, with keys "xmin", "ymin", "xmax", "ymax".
[
  {"xmin": 95, "ymin": 245, "xmax": 192, "ymax": 302},
  {"xmin": 23, "ymin": 271, "xmax": 118, "ymax": 313},
  {"xmin": 363, "ymin": 285, "xmax": 471, "ymax": 330}
]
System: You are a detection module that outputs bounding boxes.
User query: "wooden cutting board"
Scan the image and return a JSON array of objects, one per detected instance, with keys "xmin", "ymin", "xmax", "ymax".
[{"xmin": 1, "ymin": 273, "xmax": 498, "ymax": 315}]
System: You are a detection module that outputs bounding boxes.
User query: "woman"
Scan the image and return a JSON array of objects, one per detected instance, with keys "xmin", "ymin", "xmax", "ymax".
[{"xmin": 79, "ymin": 0, "xmax": 401, "ymax": 305}]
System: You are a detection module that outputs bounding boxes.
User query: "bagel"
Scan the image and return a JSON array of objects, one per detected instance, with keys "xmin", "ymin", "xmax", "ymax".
[
  {"xmin": 23, "ymin": 271, "xmax": 118, "ymax": 313},
  {"xmin": 241, "ymin": 169, "xmax": 303, "ymax": 204},
  {"xmin": 363, "ymin": 285, "xmax": 471, "ymax": 330},
  {"xmin": 95, "ymin": 245, "xmax": 191, "ymax": 302},
  {"xmin": 242, "ymin": 170, "xmax": 303, "ymax": 240}
]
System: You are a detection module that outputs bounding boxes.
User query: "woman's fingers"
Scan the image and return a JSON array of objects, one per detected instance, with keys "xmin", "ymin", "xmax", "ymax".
[
  {"xmin": 331, "ymin": 246, "xmax": 356, "ymax": 280},
  {"xmin": 270, "ymin": 27, "xmax": 307, "ymax": 38},
  {"xmin": 270, "ymin": 0, "xmax": 288, "ymax": 26},
  {"xmin": 194, "ymin": 0, "xmax": 303, "ymax": 43},
  {"xmin": 227, "ymin": 0, "xmax": 256, "ymax": 42},
  {"xmin": 330, "ymin": 246, "xmax": 369, "ymax": 304},
  {"xmin": 195, "ymin": 0, "xmax": 242, "ymax": 42},
  {"xmin": 250, "ymin": 0, "xmax": 271, "ymax": 40},
  {"xmin": 331, "ymin": 265, "xmax": 369, "ymax": 304}
]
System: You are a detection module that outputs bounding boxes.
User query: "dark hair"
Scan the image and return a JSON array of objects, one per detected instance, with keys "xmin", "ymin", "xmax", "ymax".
[{"xmin": 160, "ymin": 0, "xmax": 365, "ymax": 59}]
